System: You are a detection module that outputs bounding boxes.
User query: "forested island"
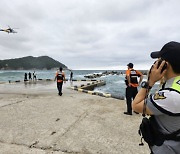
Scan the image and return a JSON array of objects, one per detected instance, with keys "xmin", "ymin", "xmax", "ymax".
[{"xmin": 0, "ymin": 56, "xmax": 67, "ymax": 70}]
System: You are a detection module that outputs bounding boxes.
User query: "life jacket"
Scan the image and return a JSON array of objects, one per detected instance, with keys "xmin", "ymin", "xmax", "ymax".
[
  {"xmin": 129, "ymin": 69, "xmax": 141, "ymax": 84},
  {"xmin": 57, "ymin": 72, "xmax": 64, "ymax": 81}
]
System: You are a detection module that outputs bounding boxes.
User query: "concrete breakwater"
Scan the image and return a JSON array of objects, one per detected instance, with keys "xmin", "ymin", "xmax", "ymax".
[
  {"xmin": 0, "ymin": 81, "xmax": 149, "ymax": 154},
  {"xmin": 71, "ymin": 80, "xmax": 124, "ymax": 100}
]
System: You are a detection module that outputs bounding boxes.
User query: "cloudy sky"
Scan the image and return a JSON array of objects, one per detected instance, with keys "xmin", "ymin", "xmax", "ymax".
[{"xmin": 0, "ymin": 0, "xmax": 180, "ymax": 70}]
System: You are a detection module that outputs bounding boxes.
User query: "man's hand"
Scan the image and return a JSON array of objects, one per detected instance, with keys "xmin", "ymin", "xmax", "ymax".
[{"xmin": 148, "ymin": 60, "xmax": 167, "ymax": 86}]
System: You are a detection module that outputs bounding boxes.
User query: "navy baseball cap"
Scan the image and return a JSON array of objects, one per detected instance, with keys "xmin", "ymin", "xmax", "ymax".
[
  {"xmin": 127, "ymin": 63, "xmax": 133, "ymax": 68},
  {"xmin": 151, "ymin": 41, "xmax": 180, "ymax": 67}
]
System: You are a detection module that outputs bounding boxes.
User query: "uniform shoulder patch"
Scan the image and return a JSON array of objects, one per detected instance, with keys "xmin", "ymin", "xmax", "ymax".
[{"xmin": 154, "ymin": 91, "xmax": 166, "ymax": 100}]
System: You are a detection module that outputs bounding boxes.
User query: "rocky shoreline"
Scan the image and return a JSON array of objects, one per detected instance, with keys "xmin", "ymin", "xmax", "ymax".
[
  {"xmin": 84, "ymin": 70, "xmax": 148, "ymax": 79},
  {"xmin": 84, "ymin": 71, "xmax": 123, "ymax": 79}
]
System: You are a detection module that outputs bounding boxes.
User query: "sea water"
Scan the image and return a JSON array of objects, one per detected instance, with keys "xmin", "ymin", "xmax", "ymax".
[{"xmin": 0, "ymin": 70, "xmax": 159, "ymax": 97}]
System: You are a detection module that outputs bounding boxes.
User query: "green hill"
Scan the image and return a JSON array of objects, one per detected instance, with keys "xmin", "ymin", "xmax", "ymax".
[{"xmin": 0, "ymin": 56, "xmax": 67, "ymax": 70}]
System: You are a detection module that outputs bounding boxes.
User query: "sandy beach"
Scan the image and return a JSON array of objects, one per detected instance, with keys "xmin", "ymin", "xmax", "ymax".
[{"xmin": 0, "ymin": 80, "xmax": 149, "ymax": 154}]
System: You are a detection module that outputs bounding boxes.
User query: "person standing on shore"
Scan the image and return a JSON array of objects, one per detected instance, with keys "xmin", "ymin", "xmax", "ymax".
[
  {"xmin": 33, "ymin": 71, "xmax": 37, "ymax": 80},
  {"xmin": 70, "ymin": 71, "xmax": 73, "ymax": 81},
  {"xmin": 28, "ymin": 72, "xmax": 32, "ymax": 80},
  {"xmin": 132, "ymin": 41, "xmax": 180, "ymax": 154},
  {"xmin": 124, "ymin": 63, "xmax": 143, "ymax": 115},
  {"xmin": 24, "ymin": 73, "xmax": 28, "ymax": 81},
  {"xmin": 54, "ymin": 67, "xmax": 66, "ymax": 96}
]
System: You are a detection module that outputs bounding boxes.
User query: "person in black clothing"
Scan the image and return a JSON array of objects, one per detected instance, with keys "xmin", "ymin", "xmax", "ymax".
[
  {"xmin": 28, "ymin": 72, "xmax": 32, "ymax": 80},
  {"xmin": 124, "ymin": 63, "xmax": 143, "ymax": 115},
  {"xmin": 70, "ymin": 71, "xmax": 73, "ymax": 81},
  {"xmin": 54, "ymin": 67, "xmax": 66, "ymax": 96},
  {"xmin": 24, "ymin": 73, "xmax": 28, "ymax": 81}
]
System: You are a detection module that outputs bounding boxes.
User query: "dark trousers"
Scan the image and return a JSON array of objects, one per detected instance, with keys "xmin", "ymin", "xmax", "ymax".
[
  {"xmin": 57, "ymin": 82, "xmax": 63, "ymax": 95},
  {"xmin": 125, "ymin": 86, "xmax": 138, "ymax": 114}
]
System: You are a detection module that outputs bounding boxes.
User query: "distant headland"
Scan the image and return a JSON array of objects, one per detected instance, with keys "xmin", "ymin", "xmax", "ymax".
[{"xmin": 0, "ymin": 56, "xmax": 67, "ymax": 70}]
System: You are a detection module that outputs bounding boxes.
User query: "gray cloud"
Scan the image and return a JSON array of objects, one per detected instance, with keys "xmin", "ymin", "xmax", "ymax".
[{"xmin": 0, "ymin": 0, "xmax": 180, "ymax": 70}]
